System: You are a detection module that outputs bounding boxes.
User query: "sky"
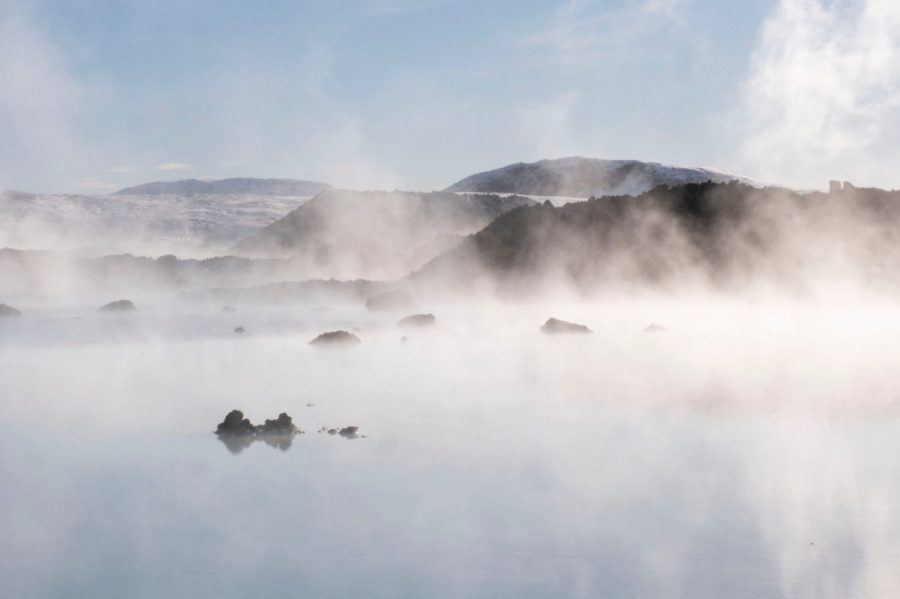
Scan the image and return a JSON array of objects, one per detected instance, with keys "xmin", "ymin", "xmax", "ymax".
[{"xmin": 2, "ymin": 0, "xmax": 900, "ymax": 194}]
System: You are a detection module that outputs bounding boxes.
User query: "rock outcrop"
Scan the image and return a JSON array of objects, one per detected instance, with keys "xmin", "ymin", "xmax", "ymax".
[
  {"xmin": 215, "ymin": 409, "xmax": 301, "ymax": 453},
  {"xmin": 309, "ymin": 331, "xmax": 361, "ymax": 346},
  {"xmin": 99, "ymin": 299, "xmax": 136, "ymax": 312},
  {"xmin": 540, "ymin": 318, "xmax": 592, "ymax": 334},
  {"xmin": 0, "ymin": 303, "xmax": 22, "ymax": 317}
]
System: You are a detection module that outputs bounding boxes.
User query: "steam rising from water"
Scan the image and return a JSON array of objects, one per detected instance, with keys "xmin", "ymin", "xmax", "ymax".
[{"xmin": 2, "ymin": 299, "xmax": 900, "ymax": 597}]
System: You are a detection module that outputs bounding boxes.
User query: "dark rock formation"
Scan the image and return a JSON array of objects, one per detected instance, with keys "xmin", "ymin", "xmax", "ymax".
[
  {"xmin": 310, "ymin": 330, "xmax": 361, "ymax": 346},
  {"xmin": 0, "ymin": 303, "xmax": 22, "ymax": 317},
  {"xmin": 338, "ymin": 426, "xmax": 359, "ymax": 439},
  {"xmin": 99, "ymin": 299, "xmax": 136, "ymax": 312},
  {"xmin": 259, "ymin": 413, "xmax": 298, "ymax": 435},
  {"xmin": 215, "ymin": 409, "xmax": 301, "ymax": 454},
  {"xmin": 365, "ymin": 291, "xmax": 416, "ymax": 312},
  {"xmin": 540, "ymin": 318, "xmax": 592, "ymax": 334},
  {"xmin": 398, "ymin": 313, "xmax": 436, "ymax": 328},
  {"xmin": 216, "ymin": 409, "xmax": 257, "ymax": 436}
]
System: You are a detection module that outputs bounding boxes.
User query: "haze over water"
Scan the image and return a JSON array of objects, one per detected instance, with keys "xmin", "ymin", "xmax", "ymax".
[{"xmin": 3, "ymin": 299, "xmax": 900, "ymax": 598}]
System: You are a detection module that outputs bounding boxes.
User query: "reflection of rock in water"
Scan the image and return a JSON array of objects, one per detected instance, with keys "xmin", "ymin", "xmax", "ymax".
[
  {"xmin": 218, "ymin": 433, "xmax": 255, "ymax": 454},
  {"xmin": 99, "ymin": 299, "xmax": 136, "ymax": 312},
  {"xmin": 540, "ymin": 317, "xmax": 592, "ymax": 334},
  {"xmin": 215, "ymin": 409, "xmax": 301, "ymax": 454}
]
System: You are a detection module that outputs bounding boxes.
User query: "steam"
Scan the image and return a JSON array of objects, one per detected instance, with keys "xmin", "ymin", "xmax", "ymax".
[{"xmin": 741, "ymin": 0, "xmax": 900, "ymax": 188}]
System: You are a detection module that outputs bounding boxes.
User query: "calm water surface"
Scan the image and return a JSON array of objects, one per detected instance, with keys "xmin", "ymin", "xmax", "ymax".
[{"xmin": 2, "ymin": 302, "xmax": 900, "ymax": 598}]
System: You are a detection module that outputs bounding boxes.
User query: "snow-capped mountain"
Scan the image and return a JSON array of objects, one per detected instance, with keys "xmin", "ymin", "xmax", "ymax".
[
  {"xmin": 114, "ymin": 177, "xmax": 331, "ymax": 196},
  {"xmin": 445, "ymin": 157, "xmax": 755, "ymax": 199},
  {"xmin": 0, "ymin": 187, "xmax": 317, "ymax": 257}
]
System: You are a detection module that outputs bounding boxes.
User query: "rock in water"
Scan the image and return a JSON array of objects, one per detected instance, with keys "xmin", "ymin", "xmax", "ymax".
[
  {"xmin": 216, "ymin": 409, "xmax": 256, "ymax": 435},
  {"xmin": 540, "ymin": 318, "xmax": 592, "ymax": 334},
  {"xmin": 0, "ymin": 304, "xmax": 22, "ymax": 317},
  {"xmin": 234, "ymin": 326, "xmax": 245, "ymax": 334},
  {"xmin": 259, "ymin": 413, "xmax": 298, "ymax": 435},
  {"xmin": 99, "ymin": 299, "xmax": 136, "ymax": 312},
  {"xmin": 398, "ymin": 313, "xmax": 436, "ymax": 328},
  {"xmin": 365, "ymin": 291, "xmax": 415, "ymax": 312},
  {"xmin": 338, "ymin": 426, "xmax": 359, "ymax": 439},
  {"xmin": 310, "ymin": 331, "xmax": 361, "ymax": 346},
  {"xmin": 643, "ymin": 323, "xmax": 667, "ymax": 333}
]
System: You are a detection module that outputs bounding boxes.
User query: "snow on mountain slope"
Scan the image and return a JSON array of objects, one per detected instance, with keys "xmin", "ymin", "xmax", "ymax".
[
  {"xmin": 0, "ymin": 189, "xmax": 312, "ymax": 257},
  {"xmin": 446, "ymin": 157, "xmax": 756, "ymax": 199},
  {"xmin": 114, "ymin": 177, "xmax": 331, "ymax": 196}
]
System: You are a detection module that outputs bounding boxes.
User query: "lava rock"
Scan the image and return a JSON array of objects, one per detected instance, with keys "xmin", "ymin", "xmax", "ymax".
[
  {"xmin": 398, "ymin": 313, "xmax": 436, "ymax": 328},
  {"xmin": 309, "ymin": 330, "xmax": 361, "ymax": 346},
  {"xmin": 259, "ymin": 412, "xmax": 298, "ymax": 435},
  {"xmin": 540, "ymin": 318, "xmax": 592, "ymax": 334},
  {"xmin": 0, "ymin": 304, "xmax": 22, "ymax": 318},
  {"xmin": 216, "ymin": 409, "xmax": 257, "ymax": 436},
  {"xmin": 338, "ymin": 426, "xmax": 359, "ymax": 439},
  {"xmin": 99, "ymin": 299, "xmax": 136, "ymax": 312}
]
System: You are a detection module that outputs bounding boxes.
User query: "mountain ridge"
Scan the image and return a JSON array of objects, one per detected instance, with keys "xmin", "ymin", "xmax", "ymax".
[
  {"xmin": 445, "ymin": 157, "xmax": 755, "ymax": 198},
  {"xmin": 115, "ymin": 177, "xmax": 331, "ymax": 196}
]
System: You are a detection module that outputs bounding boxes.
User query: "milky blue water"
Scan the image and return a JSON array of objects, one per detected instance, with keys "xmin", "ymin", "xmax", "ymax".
[{"xmin": 2, "ymin": 302, "xmax": 899, "ymax": 598}]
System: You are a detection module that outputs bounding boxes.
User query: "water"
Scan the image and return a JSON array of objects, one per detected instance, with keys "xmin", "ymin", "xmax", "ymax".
[{"xmin": 2, "ymin": 301, "xmax": 900, "ymax": 598}]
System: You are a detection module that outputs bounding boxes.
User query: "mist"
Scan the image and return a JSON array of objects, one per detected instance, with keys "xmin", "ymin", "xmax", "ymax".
[{"xmin": 6, "ymin": 0, "xmax": 900, "ymax": 596}]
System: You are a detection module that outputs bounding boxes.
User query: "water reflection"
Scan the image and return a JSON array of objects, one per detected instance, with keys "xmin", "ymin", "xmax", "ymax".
[{"xmin": 217, "ymin": 432, "xmax": 298, "ymax": 453}]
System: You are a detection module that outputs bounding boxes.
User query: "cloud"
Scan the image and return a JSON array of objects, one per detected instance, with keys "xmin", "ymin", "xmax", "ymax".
[
  {"xmin": 157, "ymin": 162, "xmax": 193, "ymax": 171},
  {"xmin": 524, "ymin": 0, "xmax": 688, "ymax": 67},
  {"xmin": 739, "ymin": 0, "xmax": 900, "ymax": 188}
]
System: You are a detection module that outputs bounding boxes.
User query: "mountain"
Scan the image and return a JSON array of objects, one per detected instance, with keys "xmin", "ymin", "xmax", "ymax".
[
  {"xmin": 445, "ymin": 157, "xmax": 754, "ymax": 198},
  {"xmin": 0, "ymin": 188, "xmax": 311, "ymax": 257},
  {"xmin": 414, "ymin": 181, "xmax": 900, "ymax": 296},
  {"xmin": 114, "ymin": 177, "xmax": 331, "ymax": 196},
  {"xmin": 234, "ymin": 189, "xmax": 536, "ymax": 279}
]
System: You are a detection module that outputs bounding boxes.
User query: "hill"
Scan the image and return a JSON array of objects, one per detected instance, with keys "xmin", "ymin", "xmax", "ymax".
[
  {"xmin": 445, "ymin": 157, "xmax": 753, "ymax": 198},
  {"xmin": 114, "ymin": 177, "xmax": 331, "ymax": 197},
  {"xmin": 415, "ymin": 181, "xmax": 900, "ymax": 296},
  {"xmin": 234, "ymin": 189, "xmax": 536, "ymax": 279}
]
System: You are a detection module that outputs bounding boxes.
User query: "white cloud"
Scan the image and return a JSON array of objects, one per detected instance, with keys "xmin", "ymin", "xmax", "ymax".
[
  {"xmin": 156, "ymin": 162, "xmax": 193, "ymax": 171},
  {"xmin": 740, "ymin": 0, "xmax": 900, "ymax": 188},
  {"xmin": 525, "ymin": 0, "xmax": 688, "ymax": 67}
]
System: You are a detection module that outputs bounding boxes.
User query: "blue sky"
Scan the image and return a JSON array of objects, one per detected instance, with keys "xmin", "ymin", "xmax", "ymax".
[{"xmin": 2, "ymin": 0, "xmax": 900, "ymax": 193}]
